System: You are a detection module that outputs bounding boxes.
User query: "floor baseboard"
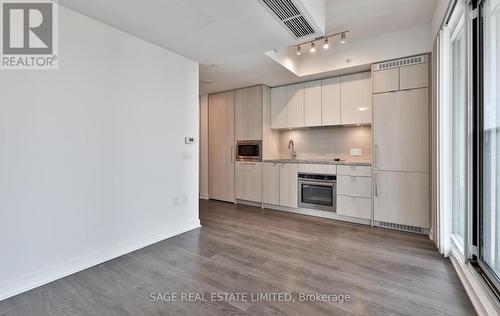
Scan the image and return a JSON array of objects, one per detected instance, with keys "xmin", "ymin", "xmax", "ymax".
[{"xmin": 0, "ymin": 219, "xmax": 201, "ymax": 301}]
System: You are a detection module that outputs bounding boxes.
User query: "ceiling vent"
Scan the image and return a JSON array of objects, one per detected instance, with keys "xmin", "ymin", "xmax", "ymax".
[
  {"xmin": 372, "ymin": 55, "xmax": 429, "ymax": 72},
  {"xmin": 259, "ymin": 0, "xmax": 325, "ymax": 39}
]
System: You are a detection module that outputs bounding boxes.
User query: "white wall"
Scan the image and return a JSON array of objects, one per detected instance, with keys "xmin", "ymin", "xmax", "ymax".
[
  {"xmin": 0, "ymin": 6, "xmax": 200, "ymax": 300},
  {"xmin": 199, "ymin": 95, "xmax": 209, "ymax": 199}
]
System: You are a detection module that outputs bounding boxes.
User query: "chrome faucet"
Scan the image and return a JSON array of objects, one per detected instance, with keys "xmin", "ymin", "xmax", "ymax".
[{"xmin": 288, "ymin": 139, "xmax": 297, "ymax": 159}]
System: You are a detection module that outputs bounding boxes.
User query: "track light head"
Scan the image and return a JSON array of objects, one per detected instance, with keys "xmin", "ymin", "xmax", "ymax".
[
  {"xmin": 310, "ymin": 42, "xmax": 316, "ymax": 53},
  {"xmin": 340, "ymin": 33, "xmax": 347, "ymax": 44},
  {"xmin": 323, "ymin": 38, "xmax": 329, "ymax": 49}
]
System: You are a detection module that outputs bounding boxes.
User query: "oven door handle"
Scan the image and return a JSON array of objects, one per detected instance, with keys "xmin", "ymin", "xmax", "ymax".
[{"xmin": 299, "ymin": 180, "xmax": 335, "ymax": 187}]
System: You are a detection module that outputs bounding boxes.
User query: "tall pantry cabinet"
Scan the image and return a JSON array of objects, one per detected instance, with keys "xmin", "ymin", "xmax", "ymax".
[
  {"xmin": 208, "ymin": 91, "xmax": 235, "ymax": 202},
  {"xmin": 372, "ymin": 55, "xmax": 430, "ymax": 230}
]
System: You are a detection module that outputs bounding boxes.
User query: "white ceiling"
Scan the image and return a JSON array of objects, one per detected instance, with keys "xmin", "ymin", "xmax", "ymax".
[{"xmin": 60, "ymin": 0, "xmax": 438, "ymax": 95}]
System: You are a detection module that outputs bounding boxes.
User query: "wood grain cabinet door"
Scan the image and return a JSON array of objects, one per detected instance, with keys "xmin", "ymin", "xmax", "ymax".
[
  {"xmin": 271, "ymin": 86, "xmax": 287, "ymax": 129},
  {"xmin": 340, "ymin": 72, "xmax": 372, "ymax": 125},
  {"xmin": 208, "ymin": 91, "xmax": 235, "ymax": 202}
]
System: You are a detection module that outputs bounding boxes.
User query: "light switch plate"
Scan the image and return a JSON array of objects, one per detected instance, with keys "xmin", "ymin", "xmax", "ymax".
[
  {"xmin": 185, "ymin": 137, "xmax": 195, "ymax": 144},
  {"xmin": 350, "ymin": 148, "xmax": 362, "ymax": 156}
]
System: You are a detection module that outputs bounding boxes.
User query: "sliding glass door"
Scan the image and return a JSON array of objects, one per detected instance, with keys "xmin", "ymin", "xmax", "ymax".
[
  {"xmin": 479, "ymin": 0, "xmax": 500, "ymax": 292},
  {"xmin": 450, "ymin": 8, "xmax": 467, "ymax": 248}
]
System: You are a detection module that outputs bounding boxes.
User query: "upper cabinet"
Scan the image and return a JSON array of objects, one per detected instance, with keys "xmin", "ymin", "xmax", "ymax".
[
  {"xmin": 340, "ymin": 72, "xmax": 372, "ymax": 125},
  {"xmin": 270, "ymin": 71, "xmax": 371, "ymax": 129},
  {"xmin": 271, "ymin": 86, "xmax": 287, "ymax": 129},
  {"xmin": 372, "ymin": 68, "xmax": 400, "ymax": 93},
  {"xmin": 400, "ymin": 63, "xmax": 429, "ymax": 90},
  {"xmin": 286, "ymin": 83, "xmax": 305, "ymax": 128},
  {"xmin": 235, "ymin": 86, "xmax": 263, "ymax": 140},
  {"xmin": 304, "ymin": 80, "xmax": 322, "ymax": 127},
  {"xmin": 321, "ymin": 77, "xmax": 341, "ymax": 126}
]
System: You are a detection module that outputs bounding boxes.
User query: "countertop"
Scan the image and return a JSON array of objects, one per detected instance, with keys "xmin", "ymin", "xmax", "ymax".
[{"xmin": 261, "ymin": 159, "xmax": 372, "ymax": 166}]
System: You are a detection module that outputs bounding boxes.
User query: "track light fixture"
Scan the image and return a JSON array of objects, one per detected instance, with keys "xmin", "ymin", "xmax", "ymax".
[
  {"xmin": 323, "ymin": 38, "xmax": 329, "ymax": 49},
  {"xmin": 340, "ymin": 32, "xmax": 347, "ymax": 44},
  {"xmin": 310, "ymin": 42, "xmax": 316, "ymax": 53},
  {"xmin": 293, "ymin": 30, "xmax": 349, "ymax": 55}
]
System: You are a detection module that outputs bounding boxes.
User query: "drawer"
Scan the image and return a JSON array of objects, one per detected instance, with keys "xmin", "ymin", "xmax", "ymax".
[
  {"xmin": 298, "ymin": 164, "xmax": 337, "ymax": 175},
  {"xmin": 337, "ymin": 195, "xmax": 372, "ymax": 220},
  {"xmin": 337, "ymin": 165, "xmax": 371, "ymax": 177},
  {"xmin": 337, "ymin": 176, "xmax": 372, "ymax": 198}
]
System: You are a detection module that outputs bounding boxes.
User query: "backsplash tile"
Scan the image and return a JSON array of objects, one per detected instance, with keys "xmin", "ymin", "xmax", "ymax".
[{"xmin": 278, "ymin": 126, "xmax": 372, "ymax": 162}]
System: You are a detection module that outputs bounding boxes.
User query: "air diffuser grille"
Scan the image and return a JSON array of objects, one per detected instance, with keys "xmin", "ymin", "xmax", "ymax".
[
  {"xmin": 261, "ymin": 0, "xmax": 317, "ymax": 38},
  {"xmin": 372, "ymin": 55, "xmax": 429, "ymax": 71},
  {"xmin": 378, "ymin": 221, "xmax": 425, "ymax": 234}
]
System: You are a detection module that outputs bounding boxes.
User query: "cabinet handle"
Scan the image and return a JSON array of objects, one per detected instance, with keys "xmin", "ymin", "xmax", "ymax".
[
  {"xmin": 242, "ymin": 162, "xmax": 256, "ymax": 166},
  {"xmin": 374, "ymin": 173, "xmax": 378, "ymax": 197}
]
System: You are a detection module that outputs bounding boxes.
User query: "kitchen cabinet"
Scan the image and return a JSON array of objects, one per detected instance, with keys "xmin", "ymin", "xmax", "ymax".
[
  {"xmin": 286, "ymin": 83, "xmax": 304, "ymax": 128},
  {"xmin": 400, "ymin": 63, "xmax": 429, "ymax": 90},
  {"xmin": 336, "ymin": 165, "xmax": 372, "ymax": 220},
  {"xmin": 235, "ymin": 161, "xmax": 262, "ymax": 202},
  {"xmin": 235, "ymin": 88, "xmax": 248, "ymax": 141},
  {"xmin": 235, "ymin": 86, "xmax": 263, "ymax": 140},
  {"xmin": 298, "ymin": 164, "xmax": 336, "ymax": 175},
  {"xmin": 263, "ymin": 162, "xmax": 280, "ymax": 205},
  {"xmin": 337, "ymin": 176, "xmax": 372, "ymax": 198},
  {"xmin": 271, "ymin": 86, "xmax": 287, "ymax": 129},
  {"xmin": 304, "ymin": 80, "xmax": 322, "ymax": 127},
  {"xmin": 279, "ymin": 163, "xmax": 298, "ymax": 208},
  {"xmin": 321, "ymin": 77, "xmax": 341, "ymax": 126},
  {"xmin": 340, "ymin": 72, "xmax": 372, "ymax": 125},
  {"xmin": 372, "ymin": 68, "xmax": 399, "ymax": 93},
  {"xmin": 208, "ymin": 91, "xmax": 235, "ymax": 202},
  {"xmin": 337, "ymin": 196, "xmax": 372, "ymax": 220},
  {"xmin": 374, "ymin": 171, "xmax": 429, "ymax": 228},
  {"xmin": 373, "ymin": 88, "xmax": 429, "ymax": 173}
]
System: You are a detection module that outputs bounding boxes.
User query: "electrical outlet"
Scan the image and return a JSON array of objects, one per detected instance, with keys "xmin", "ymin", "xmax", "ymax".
[
  {"xmin": 350, "ymin": 148, "xmax": 362, "ymax": 156},
  {"xmin": 173, "ymin": 196, "xmax": 179, "ymax": 205},
  {"xmin": 182, "ymin": 194, "xmax": 189, "ymax": 204}
]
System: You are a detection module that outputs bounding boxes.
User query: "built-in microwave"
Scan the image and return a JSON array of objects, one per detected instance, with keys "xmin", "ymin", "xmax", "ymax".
[{"xmin": 236, "ymin": 141, "xmax": 261, "ymax": 161}]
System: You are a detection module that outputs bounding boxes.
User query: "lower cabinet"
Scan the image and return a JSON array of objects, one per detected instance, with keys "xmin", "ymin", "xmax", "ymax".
[
  {"xmin": 263, "ymin": 163, "xmax": 280, "ymax": 205},
  {"xmin": 279, "ymin": 163, "xmax": 298, "ymax": 208},
  {"xmin": 336, "ymin": 165, "xmax": 372, "ymax": 220},
  {"xmin": 235, "ymin": 162, "xmax": 262, "ymax": 202},
  {"xmin": 337, "ymin": 196, "xmax": 372, "ymax": 220},
  {"xmin": 374, "ymin": 171, "xmax": 429, "ymax": 228}
]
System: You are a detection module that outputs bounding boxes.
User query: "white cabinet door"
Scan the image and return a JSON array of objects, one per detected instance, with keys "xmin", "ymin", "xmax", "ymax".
[
  {"xmin": 235, "ymin": 162, "xmax": 262, "ymax": 202},
  {"xmin": 374, "ymin": 171, "xmax": 429, "ymax": 228},
  {"xmin": 373, "ymin": 88, "xmax": 429, "ymax": 173},
  {"xmin": 373, "ymin": 68, "xmax": 400, "ymax": 93},
  {"xmin": 280, "ymin": 163, "xmax": 298, "ymax": 208},
  {"xmin": 304, "ymin": 80, "xmax": 322, "ymax": 127},
  {"xmin": 341, "ymin": 72, "xmax": 372, "ymax": 125},
  {"xmin": 337, "ymin": 196, "xmax": 372, "ymax": 220},
  {"xmin": 263, "ymin": 162, "xmax": 280, "ymax": 205},
  {"xmin": 321, "ymin": 77, "xmax": 341, "ymax": 126},
  {"xmin": 271, "ymin": 86, "xmax": 287, "ymax": 129},
  {"xmin": 337, "ymin": 176, "xmax": 372, "ymax": 198},
  {"xmin": 208, "ymin": 91, "xmax": 235, "ymax": 202},
  {"xmin": 234, "ymin": 88, "xmax": 248, "ymax": 141},
  {"xmin": 337, "ymin": 165, "xmax": 372, "ymax": 177},
  {"xmin": 298, "ymin": 164, "xmax": 336, "ymax": 175},
  {"xmin": 286, "ymin": 83, "xmax": 304, "ymax": 128},
  {"xmin": 247, "ymin": 86, "xmax": 263, "ymax": 140},
  {"xmin": 400, "ymin": 63, "xmax": 429, "ymax": 90}
]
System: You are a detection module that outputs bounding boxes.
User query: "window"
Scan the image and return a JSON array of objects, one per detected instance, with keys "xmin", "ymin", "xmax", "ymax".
[
  {"xmin": 479, "ymin": 0, "xmax": 500, "ymax": 291},
  {"xmin": 450, "ymin": 15, "xmax": 467, "ymax": 245}
]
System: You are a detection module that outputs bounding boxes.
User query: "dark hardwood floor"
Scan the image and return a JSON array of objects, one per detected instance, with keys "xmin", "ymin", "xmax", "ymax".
[{"xmin": 0, "ymin": 200, "xmax": 475, "ymax": 315}]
